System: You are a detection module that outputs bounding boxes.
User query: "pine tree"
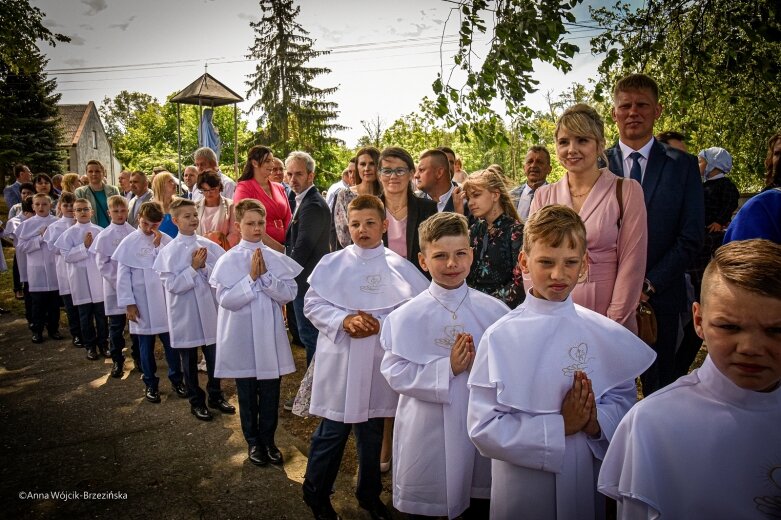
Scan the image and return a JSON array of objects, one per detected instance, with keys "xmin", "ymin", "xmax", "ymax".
[
  {"xmin": 0, "ymin": 51, "xmax": 66, "ymax": 184},
  {"xmin": 245, "ymin": 0, "xmax": 345, "ymax": 161}
]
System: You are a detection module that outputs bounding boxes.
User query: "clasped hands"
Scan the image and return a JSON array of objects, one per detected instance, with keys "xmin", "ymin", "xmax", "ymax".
[
  {"xmin": 342, "ymin": 310, "xmax": 380, "ymax": 338},
  {"xmin": 561, "ymin": 371, "xmax": 601, "ymax": 437},
  {"xmin": 450, "ymin": 332, "xmax": 475, "ymax": 376}
]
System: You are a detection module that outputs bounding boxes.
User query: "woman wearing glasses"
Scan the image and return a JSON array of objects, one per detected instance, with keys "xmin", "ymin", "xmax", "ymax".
[
  {"xmin": 195, "ymin": 170, "xmax": 239, "ymax": 250},
  {"xmin": 333, "ymin": 146, "xmax": 383, "ymax": 249},
  {"xmin": 378, "ymin": 147, "xmax": 437, "ymax": 274},
  {"xmin": 233, "ymin": 145, "xmax": 290, "ymax": 252}
]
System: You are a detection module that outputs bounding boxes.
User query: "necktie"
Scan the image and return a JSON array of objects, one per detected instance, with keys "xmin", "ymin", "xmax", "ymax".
[{"xmin": 629, "ymin": 152, "xmax": 643, "ymax": 183}]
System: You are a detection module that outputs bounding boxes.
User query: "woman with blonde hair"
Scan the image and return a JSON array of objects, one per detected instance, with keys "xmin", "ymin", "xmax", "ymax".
[
  {"xmin": 151, "ymin": 171, "xmax": 180, "ymax": 237},
  {"xmin": 529, "ymin": 103, "xmax": 648, "ymax": 333},
  {"xmin": 61, "ymin": 173, "xmax": 81, "ymax": 193},
  {"xmin": 463, "ymin": 168, "xmax": 525, "ymax": 308}
]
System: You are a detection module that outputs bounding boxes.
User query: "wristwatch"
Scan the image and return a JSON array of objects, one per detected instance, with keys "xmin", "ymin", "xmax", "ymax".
[{"xmin": 642, "ymin": 279, "xmax": 655, "ymax": 296}]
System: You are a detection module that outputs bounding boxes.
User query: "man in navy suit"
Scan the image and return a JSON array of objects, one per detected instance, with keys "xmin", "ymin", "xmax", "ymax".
[
  {"xmin": 415, "ymin": 149, "xmax": 469, "ymax": 215},
  {"xmin": 284, "ymin": 151, "xmax": 330, "ymax": 366},
  {"xmin": 606, "ymin": 73, "xmax": 704, "ymax": 395}
]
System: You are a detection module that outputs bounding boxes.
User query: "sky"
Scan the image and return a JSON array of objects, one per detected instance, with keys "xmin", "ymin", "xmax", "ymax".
[{"xmin": 34, "ymin": 0, "xmax": 607, "ymax": 148}]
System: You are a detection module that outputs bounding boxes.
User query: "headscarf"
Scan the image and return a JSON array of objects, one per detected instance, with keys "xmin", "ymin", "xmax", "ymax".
[{"xmin": 698, "ymin": 147, "xmax": 733, "ymax": 177}]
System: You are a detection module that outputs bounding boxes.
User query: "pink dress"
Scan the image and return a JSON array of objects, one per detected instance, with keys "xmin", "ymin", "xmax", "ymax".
[
  {"xmin": 529, "ymin": 169, "xmax": 647, "ymax": 334},
  {"xmin": 233, "ymin": 179, "xmax": 292, "ymax": 245}
]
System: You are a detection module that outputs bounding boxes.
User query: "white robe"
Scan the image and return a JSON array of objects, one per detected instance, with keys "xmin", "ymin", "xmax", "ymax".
[
  {"xmin": 90, "ymin": 222, "xmax": 136, "ymax": 316},
  {"xmin": 16, "ymin": 215, "xmax": 59, "ymax": 292},
  {"xmin": 53, "ymin": 222, "xmax": 105, "ymax": 305},
  {"xmin": 43, "ymin": 216, "xmax": 75, "ymax": 295},
  {"xmin": 154, "ymin": 233, "xmax": 224, "ymax": 349},
  {"xmin": 210, "ymin": 239, "xmax": 302, "ymax": 379},
  {"xmin": 467, "ymin": 291, "xmax": 656, "ymax": 520},
  {"xmin": 305, "ymin": 244, "xmax": 429, "ymax": 424},
  {"xmin": 598, "ymin": 355, "xmax": 781, "ymax": 520},
  {"xmin": 113, "ymin": 229, "xmax": 172, "ymax": 335},
  {"xmin": 380, "ymin": 282, "xmax": 509, "ymax": 518},
  {"xmin": 5, "ymin": 215, "xmax": 28, "ymax": 282}
]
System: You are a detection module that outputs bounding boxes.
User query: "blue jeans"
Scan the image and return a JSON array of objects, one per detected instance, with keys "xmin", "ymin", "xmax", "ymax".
[
  {"xmin": 137, "ymin": 332, "xmax": 182, "ymax": 391},
  {"xmin": 180, "ymin": 345, "xmax": 221, "ymax": 407},
  {"xmin": 293, "ymin": 293, "xmax": 318, "ymax": 366},
  {"xmin": 235, "ymin": 377, "xmax": 280, "ymax": 448},
  {"xmin": 77, "ymin": 302, "xmax": 107, "ymax": 350},
  {"xmin": 302, "ymin": 417, "xmax": 384, "ymax": 508}
]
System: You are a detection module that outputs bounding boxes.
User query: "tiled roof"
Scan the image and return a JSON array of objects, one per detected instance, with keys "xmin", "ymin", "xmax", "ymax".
[{"xmin": 57, "ymin": 103, "xmax": 91, "ymax": 146}]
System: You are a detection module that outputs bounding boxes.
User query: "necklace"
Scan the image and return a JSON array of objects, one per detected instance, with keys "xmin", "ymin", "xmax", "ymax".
[
  {"xmin": 570, "ymin": 190, "xmax": 590, "ymax": 198},
  {"xmin": 428, "ymin": 288, "xmax": 468, "ymax": 320}
]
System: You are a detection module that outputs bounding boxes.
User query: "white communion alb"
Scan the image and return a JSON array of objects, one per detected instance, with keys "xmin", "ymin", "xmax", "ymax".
[
  {"xmin": 90, "ymin": 222, "xmax": 136, "ymax": 316},
  {"xmin": 53, "ymin": 222, "xmax": 105, "ymax": 305},
  {"xmin": 16, "ymin": 214, "xmax": 59, "ymax": 292}
]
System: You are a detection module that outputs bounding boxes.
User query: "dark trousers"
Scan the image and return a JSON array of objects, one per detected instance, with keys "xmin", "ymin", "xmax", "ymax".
[
  {"xmin": 286, "ymin": 301, "xmax": 301, "ymax": 345},
  {"xmin": 293, "ymin": 293, "xmax": 318, "ymax": 366},
  {"xmin": 23, "ymin": 283, "xmax": 32, "ymax": 324},
  {"xmin": 137, "ymin": 332, "xmax": 182, "ymax": 391},
  {"xmin": 108, "ymin": 314, "xmax": 128, "ymax": 363},
  {"xmin": 180, "ymin": 345, "xmax": 221, "ymax": 407},
  {"xmin": 640, "ymin": 311, "xmax": 680, "ymax": 396},
  {"xmin": 235, "ymin": 377, "xmax": 281, "ymax": 448},
  {"xmin": 61, "ymin": 294, "xmax": 82, "ymax": 340},
  {"xmin": 30, "ymin": 290, "xmax": 60, "ymax": 334},
  {"xmin": 77, "ymin": 301, "xmax": 108, "ymax": 350},
  {"xmin": 12, "ymin": 253, "xmax": 21, "ymax": 292},
  {"xmin": 303, "ymin": 417, "xmax": 384, "ymax": 508}
]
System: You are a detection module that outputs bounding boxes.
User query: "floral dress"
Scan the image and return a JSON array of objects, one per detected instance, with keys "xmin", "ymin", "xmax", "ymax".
[{"xmin": 467, "ymin": 213, "xmax": 525, "ymax": 309}]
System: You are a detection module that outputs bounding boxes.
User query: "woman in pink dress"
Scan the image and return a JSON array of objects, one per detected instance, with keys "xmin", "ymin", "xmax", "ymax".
[
  {"xmin": 233, "ymin": 145, "xmax": 291, "ymax": 252},
  {"xmin": 530, "ymin": 104, "xmax": 648, "ymax": 333}
]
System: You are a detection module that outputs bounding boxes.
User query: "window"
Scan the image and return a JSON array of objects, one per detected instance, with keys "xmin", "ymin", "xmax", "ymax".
[{"xmin": 91, "ymin": 130, "xmax": 97, "ymax": 149}]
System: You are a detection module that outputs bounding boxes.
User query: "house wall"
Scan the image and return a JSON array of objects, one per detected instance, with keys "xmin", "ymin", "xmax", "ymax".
[{"xmin": 68, "ymin": 104, "xmax": 119, "ymax": 185}]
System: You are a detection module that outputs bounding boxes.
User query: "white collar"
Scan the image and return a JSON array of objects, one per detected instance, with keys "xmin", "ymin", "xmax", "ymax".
[
  {"xmin": 428, "ymin": 279, "xmax": 468, "ymax": 303},
  {"xmin": 294, "ymin": 184, "xmax": 315, "ymax": 206},
  {"xmin": 618, "ymin": 137, "xmax": 655, "ymax": 161}
]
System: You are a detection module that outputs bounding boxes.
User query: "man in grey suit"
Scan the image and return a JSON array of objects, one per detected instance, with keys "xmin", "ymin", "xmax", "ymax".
[
  {"xmin": 510, "ymin": 146, "xmax": 551, "ymax": 221},
  {"xmin": 127, "ymin": 171, "xmax": 152, "ymax": 227},
  {"xmin": 606, "ymin": 73, "xmax": 704, "ymax": 395}
]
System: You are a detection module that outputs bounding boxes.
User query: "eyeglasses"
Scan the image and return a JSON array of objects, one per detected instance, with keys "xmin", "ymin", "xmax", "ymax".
[
  {"xmin": 379, "ymin": 167, "xmax": 410, "ymax": 177},
  {"xmin": 201, "ymin": 187, "xmax": 220, "ymax": 194}
]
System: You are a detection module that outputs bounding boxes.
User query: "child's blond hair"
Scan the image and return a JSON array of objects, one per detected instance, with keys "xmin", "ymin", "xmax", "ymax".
[
  {"xmin": 702, "ymin": 239, "xmax": 781, "ymax": 304},
  {"xmin": 522, "ymin": 204, "xmax": 587, "ymax": 254},
  {"xmin": 418, "ymin": 212, "xmax": 468, "ymax": 252},
  {"xmin": 234, "ymin": 198, "xmax": 266, "ymax": 222},
  {"xmin": 107, "ymin": 194, "xmax": 128, "ymax": 209}
]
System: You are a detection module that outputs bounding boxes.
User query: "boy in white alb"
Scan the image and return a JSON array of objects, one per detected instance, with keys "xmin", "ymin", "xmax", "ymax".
[
  {"xmin": 16, "ymin": 194, "xmax": 62, "ymax": 343},
  {"xmin": 113, "ymin": 201, "xmax": 185, "ymax": 403},
  {"xmin": 467, "ymin": 205, "xmax": 656, "ymax": 520},
  {"xmin": 302, "ymin": 195, "xmax": 429, "ymax": 520},
  {"xmin": 90, "ymin": 195, "xmax": 138, "ymax": 377},
  {"xmin": 380, "ymin": 212, "xmax": 509, "ymax": 519},
  {"xmin": 210, "ymin": 198, "xmax": 302, "ymax": 465},
  {"xmin": 598, "ymin": 239, "xmax": 781, "ymax": 520},
  {"xmin": 5, "ymin": 197, "xmax": 34, "ymax": 327},
  {"xmin": 43, "ymin": 192, "xmax": 82, "ymax": 347},
  {"xmin": 53, "ymin": 198, "xmax": 107, "ymax": 360},
  {"xmin": 154, "ymin": 198, "xmax": 234, "ymax": 422}
]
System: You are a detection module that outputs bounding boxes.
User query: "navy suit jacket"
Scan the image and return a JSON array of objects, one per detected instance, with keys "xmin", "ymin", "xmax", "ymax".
[
  {"xmin": 285, "ymin": 187, "xmax": 330, "ymax": 298},
  {"xmin": 606, "ymin": 140, "xmax": 704, "ymax": 313}
]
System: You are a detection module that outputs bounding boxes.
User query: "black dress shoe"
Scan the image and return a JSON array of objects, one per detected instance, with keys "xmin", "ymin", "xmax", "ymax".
[
  {"xmin": 145, "ymin": 387, "xmax": 161, "ymax": 403},
  {"xmin": 173, "ymin": 382, "xmax": 188, "ymax": 398},
  {"xmin": 207, "ymin": 397, "xmax": 236, "ymax": 414},
  {"xmin": 248, "ymin": 445, "xmax": 269, "ymax": 466},
  {"xmin": 306, "ymin": 500, "xmax": 342, "ymax": 520},
  {"xmin": 191, "ymin": 405, "xmax": 213, "ymax": 421},
  {"xmin": 110, "ymin": 362, "xmax": 124, "ymax": 378},
  {"xmin": 266, "ymin": 444, "xmax": 283, "ymax": 465},
  {"xmin": 358, "ymin": 500, "xmax": 391, "ymax": 520},
  {"xmin": 31, "ymin": 333, "xmax": 44, "ymax": 344},
  {"xmin": 0, "ymin": 306, "xmax": 11, "ymax": 314},
  {"xmin": 72, "ymin": 336, "xmax": 83, "ymax": 347},
  {"xmin": 48, "ymin": 331, "xmax": 65, "ymax": 340},
  {"xmin": 86, "ymin": 347, "xmax": 99, "ymax": 360}
]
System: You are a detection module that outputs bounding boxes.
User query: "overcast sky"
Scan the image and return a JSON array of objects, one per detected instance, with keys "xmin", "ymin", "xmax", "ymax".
[{"xmin": 34, "ymin": 0, "xmax": 606, "ymax": 147}]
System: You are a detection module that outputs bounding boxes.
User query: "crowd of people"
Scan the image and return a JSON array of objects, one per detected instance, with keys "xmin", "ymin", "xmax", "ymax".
[{"xmin": 1, "ymin": 72, "xmax": 780, "ymax": 520}]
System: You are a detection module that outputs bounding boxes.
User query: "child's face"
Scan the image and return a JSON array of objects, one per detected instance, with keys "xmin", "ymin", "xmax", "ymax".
[
  {"xmin": 21, "ymin": 188, "xmax": 34, "ymax": 200},
  {"xmin": 466, "ymin": 186, "xmax": 499, "ymax": 219},
  {"xmin": 109, "ymin": 205, "xmax": 128, "ymax": 225},
  {"xmin": 138, "ymin": 217, "xmax": 161, "ymax": 236},
  {"xmin": 694, "ymin": 279, "xmax": 781, "ymax": 392},
  {"xmin": 32, "ymin": 198, "xmax": 51, "ymax": 217},
  {"xmin": 172, "ymin": 207, "xmax": 199, "ymax": 235},
  {"xmin": 520, "ymin": 240, "xmax": 586, "ymax": 302},
  {"xmin": 235, "ymin": 210, "xmax": 266, "ymax": 243},
  {"xmin": 60, "ymin": 202, "xmax": 74, "ymax": 218},
  {"xmin": 73, "ymin": 202, "xmax": 92, "ymax": 224},
  {"xmin": 348, "ymin": 208, "xmax": 387, "ymax": 249},
  {"xmin": 418, "ymin": 235, "xmax": 473, "ymax": 289}
]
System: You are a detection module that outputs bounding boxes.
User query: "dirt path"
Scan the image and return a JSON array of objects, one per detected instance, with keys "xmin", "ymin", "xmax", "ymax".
[{"xmin": 0, "ymin": 312, "xmax": 396, "ymax": 519}]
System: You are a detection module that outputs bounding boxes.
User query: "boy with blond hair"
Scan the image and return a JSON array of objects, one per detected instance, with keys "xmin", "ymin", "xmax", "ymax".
[
  {"xmin": 599, "ymin": 239, "xmax": 781, "ymax": 519},
  {"xmin": 467, "ymin": 204, "xmax": 655, "ymax": 519},
  {"xmin": 380, "ymin": 212, "xmax": 509, "ymax": 518}
]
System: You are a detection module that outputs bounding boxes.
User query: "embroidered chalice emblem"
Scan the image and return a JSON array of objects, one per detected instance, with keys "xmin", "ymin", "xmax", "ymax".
[
  {"xmin": 360, "ymin": 274, "xmax": 383, "ymax": 294},
  {"xmin": 562, "ymin": 343, "xmax": 593, "ymax": 376},
  {"xmin": 435, "ymin": 324, "xmax": 465, "ymax": 349},
  {"xmin": 138, "ymin": 247, "xmax": 154, "ymax": 257}
]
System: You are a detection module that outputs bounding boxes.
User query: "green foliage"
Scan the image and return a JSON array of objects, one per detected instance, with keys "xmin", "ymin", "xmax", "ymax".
[
  {"xmin": 0, "ymin": 52, "xmax": 66, "ymax": 184},
  {"xmin": 0, "ymin": 0, "xmax": 69, "ymax": 75},
  {"xmin": 103, "ymin": 92, "xmax": 253, "ymax": 179},
  {"xmin": 590, "ymin": 0, "xmax": 781, "ymax": 191},
  {"xmin": 245, "ymin": 0, "xmax": 346, "ymax": 180}
]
